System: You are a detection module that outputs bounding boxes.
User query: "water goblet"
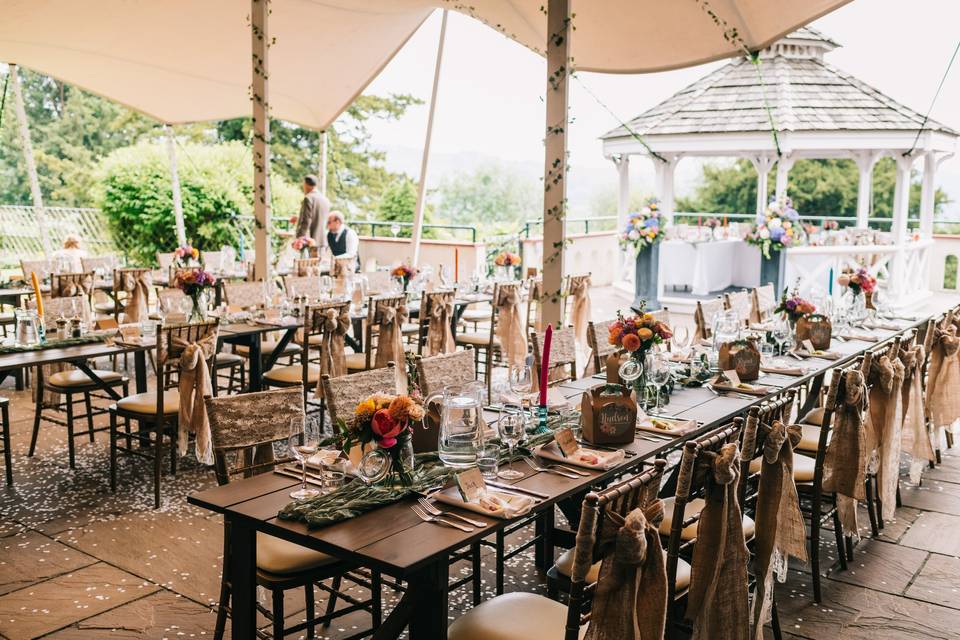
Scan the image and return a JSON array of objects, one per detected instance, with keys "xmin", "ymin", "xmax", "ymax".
[
  {"xmin": 648, "ymin": 354, "xmax": 671, "ymax": 413},
  {"xmin": 496, "ymin": 411, "xmax": 525, "ymax": 480},
  {"xmin": 288, "ymin": 416, "xmax": 320, "ymax": 499},
  {"xmin": 509, "ymin": 363, "xmax": 534, "ymax": 408}
]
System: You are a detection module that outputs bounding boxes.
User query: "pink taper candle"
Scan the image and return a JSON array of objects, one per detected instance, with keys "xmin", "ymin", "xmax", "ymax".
[{"xmin": 539, "ymin": 323, "xmax": 552, "ymax": 407}]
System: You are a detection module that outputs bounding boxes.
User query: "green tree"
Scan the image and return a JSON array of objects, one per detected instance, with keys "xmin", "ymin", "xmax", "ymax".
[{"xmin": 434, "ymin": 164, "xmax": 540, "ymax": 234}]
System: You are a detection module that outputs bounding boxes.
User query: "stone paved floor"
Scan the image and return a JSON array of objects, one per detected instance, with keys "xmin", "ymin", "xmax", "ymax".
[{"xmin": 1, "ymin": 286, "xmax": 959, "ymax": 638}]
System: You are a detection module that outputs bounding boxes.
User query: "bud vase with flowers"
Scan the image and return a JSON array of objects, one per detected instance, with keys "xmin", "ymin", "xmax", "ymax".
[
  {"xmin": 838, "ymin": 268, "xmax": 876, "ymax": 324},
  {"xmin": 493, "ymin": 251, "xmax": 522, "ymax": 281},
  {"xmin": 607, "ymin": 306, "xmax": 672, "ymax": 407},
  {"xmin": 172, "ymin": 267, "xmax": 217, "ymax": 322},
  {"xmin": 291, "ymin": 236, "xmax": 316, "ymax": 259},
  {"xmin": 774, "ymin": 288, "xmax": 816, "ymax": 331},
  {"xmin": 391, "ymin": 264, "xmax": 418, "ymax": 292},
  {"xmin": 338, "ymin": 393, "xmax": 425, "ymax": 486}
]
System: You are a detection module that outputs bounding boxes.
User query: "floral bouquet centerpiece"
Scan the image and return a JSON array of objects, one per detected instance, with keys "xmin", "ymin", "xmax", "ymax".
[
  {"xmin": 493, "ymin": 251, "xmax": 522, "ymax": 280},
  {"xmin": 291, "ymin": 236, "xmax": 316, "ymax": 258},
  {"xmin": 746, "ymin": 197, "xmax": 805, "ymax": 258},
  {"xmin": 774, "ymin": 288, "xmax": 816, "ymax": 327},
  {"xmin": 391, "ymin": 263, "xmax": 418, "ymax": 291},
  {"xmin": 839, "ymin": 267, "xmax": 876, "ymax": 297},
  {"xmin": 172, "ymin": 267, "xmax": 217, "ymax": 321},
  {"xmin": 704, "ymin": 217, "xmax": 722, "ymax": 230},
  {"xmin": 822, "ymin": 220, "xmax": 840, "ymax": 231},
  {"xmin": 619, "ymin": 200, "xmax": 666, "ymax": 255},
  {"xmin": 339, "ymin": 393, "xmax": 425, "ymax": 486},
  {"xmin": 173, "ymin": 244, "xmax": 200, "ymax": 268},
  {"xmin": 608, "ymin": 307, "xmax": 672, "ymax": 402}
]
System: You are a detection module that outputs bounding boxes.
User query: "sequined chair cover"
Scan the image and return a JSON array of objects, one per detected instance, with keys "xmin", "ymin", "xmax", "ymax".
[
  {"xmin": 321, "ymin": 364, "xmax": 398, "ymax": 429},
  {"xmin": 724, "ymin": 290, "xmax": 752, "ymax": 328},
  {"xmin": 20, "ymin": 258, "xmax": 51, "ymax": 284},
  {"xmin": 751, "ymin": 284, "xmax": 777, "ymax": 324},
  {"xmin": 223, "ymin": 281, "xmax": 267, "ymax": 309}
]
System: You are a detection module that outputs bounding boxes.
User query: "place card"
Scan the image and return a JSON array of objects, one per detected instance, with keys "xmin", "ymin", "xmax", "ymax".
[
  {"xmin": 723, "ymin": 369, "xmax": 741, "ymax": 387},
  {"xmin": 95, "ymin": 318, "xmax": 119, "ymax": 331},
  {"xmin": 802, "ymin": 339, "xmax": 816, "ymax": 353},
  {"xmin": 264, "ymin": 308, "xmax": 282, "ymax": 323},
  {"xmin": 119, "ymin": 325, "xmax": 141, "ymax": 343},
  {"xmin": 456, "ymin": 467, "xmax": 486, "ymax": 503},
  {"xmin": 554, "ymin": 427, "xmax": 579, "ymax": 458}
]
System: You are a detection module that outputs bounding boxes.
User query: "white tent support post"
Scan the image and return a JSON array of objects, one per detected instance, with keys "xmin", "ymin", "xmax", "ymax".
[
  {"xmin": 749, "ymin": 156, "xmax": 775, "ymax": 216},
  {"xmin": 10, "ymin": 64, "xmax": 52, "ymax": 257},
  {"xmin": 318, "ymin": 129, "xmax": 328, "ymax": 196},
  {"xmin": 164, "ymin": 125, "xmax": 187, "ymax": 246},
  {"xmin": 541, "ymin": 0, "xmax": 571, "ymax": 328},
  {"xmin": 774, "ymin": 154, "xmax": 795, "ymax": 202},
  {"xmin": 614, "ymin": 155, "xmax": 630, "ymax": 229},
  {"xmin": 251, "ymin": 0, "xmax": 271, "ymax": 282},
  {"xmin": 853, "ymin": 150, "xmax": 880, "ymax": 229},
  {"xmin": 410, "ymin": 9, "xmax": 448, "ymax": 267},
  {"xmin": 919, "ymin": 151, "xmax": 937, "ymax": 237}
]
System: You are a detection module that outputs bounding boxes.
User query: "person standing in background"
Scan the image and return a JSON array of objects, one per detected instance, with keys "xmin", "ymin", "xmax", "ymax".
[{"xmin": 294, "ymin": 175, "xmax": 330, "ymax": 249}]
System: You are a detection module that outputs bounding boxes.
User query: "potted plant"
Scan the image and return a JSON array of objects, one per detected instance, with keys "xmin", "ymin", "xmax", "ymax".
[{"xmin": 619, "ymin": 199, "xmax": 666, "ymax": 310}]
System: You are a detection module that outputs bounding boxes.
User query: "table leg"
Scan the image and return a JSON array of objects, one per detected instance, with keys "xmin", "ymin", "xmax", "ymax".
[
  {"xmin": 134, "ymin": 351, "xmax": 148, "ymax": 394},
  {"xmin": 452, "ymin": 303, "xmax": 468, "ymax": 340},
  {"xmin": 247, "ymin": 334, "xmax": 263, "ymax": 392},
  {"xmin": 798, "ymin": 372, "xmax": 824, "ymax": 418},
  {"xmin": 228, "ymin": 516, "xmax": 257, "ymax": 640},
  {"xmin": 407, "ymin": 559, "xmax": 449, "ymax": 639},
  {"xmin": 261, "ymin": 327, "xmax": 296, "ymax": 375}
]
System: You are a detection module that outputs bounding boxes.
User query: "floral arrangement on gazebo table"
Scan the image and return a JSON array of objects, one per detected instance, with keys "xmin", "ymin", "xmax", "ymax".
[
  {"xmin": 839, "ymin": 267, "xmax": 876, "ymax": 297},
  {"xmin": 339, "ymin": 393, "xmax": 425, "ymax": 486},
  {"xmin": 172, "ymin": 267, "xmax": 217, "ymax": 321},
  {"xmin": 746, "ymin": 197, "xmax": 804, "ymax": 258},
  {"xmin": 774, "ymin": 288, "xmax": 816, "ymax": 326},
  {"xmin": 173, "ymin": 244, "xmax": 200, "ymax": 268},
  {"xmin": 619, "ymin": 200, "xmax": 666, "ymax": 255},
  {"xmin": 291, "ymin": 236, "xmax": 316, "ymax": 258}
]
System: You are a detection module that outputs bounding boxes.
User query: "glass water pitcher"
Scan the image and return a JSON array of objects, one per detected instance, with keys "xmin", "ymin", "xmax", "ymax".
[{"xmin": 426, "ymin": 382, "xmax": 485, "ymax": 468}]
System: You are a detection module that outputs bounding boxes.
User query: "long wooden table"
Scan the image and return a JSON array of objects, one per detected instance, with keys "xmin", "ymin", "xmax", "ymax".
[{"xmin": 188, "ymin": 318, "xmax": 922, "ymax": 640}]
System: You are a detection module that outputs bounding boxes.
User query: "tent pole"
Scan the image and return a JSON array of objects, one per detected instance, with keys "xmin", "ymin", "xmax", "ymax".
[
  {"xmin": 540, "ymin": 0, "xmax": 571, "ymax": 328},
  {"xmin": 251, "ymin": 0, "xmax": 271, "ymax": 282},
  {"xmin": 318, "ymin": 129, "xmax": 328, "ymax": 196},
  {"xmin": 410, "ymin": 9, "xmax": 448, "ymax": 267},
  {"xmin": 164, "ymin": 125, "xmax": 187, "ymax": 246},
  {"xmin": 10, "ymin": 64, "xmax": 52, "ymax": 258}
]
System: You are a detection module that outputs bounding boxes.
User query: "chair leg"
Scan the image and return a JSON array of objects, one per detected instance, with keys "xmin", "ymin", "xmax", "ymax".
[
  {"xmin": 109, "ymin": 410, "xmax": 118, "ymax": 492},
  {"xmin": 810, "ymin": 495, "xmax": 822, "ymax": 603},
  {"xmin": 83, "ymin": 392, "xmax": 96, "ymax": 442},
  {"xmin": 873, "ymin": 476, "xmax": 884, "ymax": 531},
  {"xmin": 771, "ymin": 593, "xmax": 783, "ymax": 640},
  {"xmin": 304, "ymin": 583, "xmax": 315, "ymax": 639},
  {"xmin": 65, "ymin": 393, "xmax": 76, "ymax": 469},
  {"xmin": 864, "ymin": 477, "xmax": 880, "ymax": 537},
  {"xmin": 831, "ymin": 509, "xmax": 847, "ymax": 571},
  {"xmin": 371, "ymin": 571, "xmax": 382, "ymax": 628},
  {"xmin": 495, "ymin": 530, "xmax": 505, "ymax": 595},
  {"xmin": 271, "ymin": 587, "xmax": 285, "ymax": 640},
  {"xmin": 28, "ymin": 374, "xmax": 43, "ymax": 457},
  {"xmin": 2, "ymin": 402, "xmax": 12, "ymax": 486},
  {"xmin": 323, "ymin": 575, "xmax": 342, "ymax": 624},
  {"xmin": 153, "ymin": 422, "xmax": 162, "ymax": 509},
  {"xmin": 947, "ymin": 430, "xmax": 955, "ymax": 449}
]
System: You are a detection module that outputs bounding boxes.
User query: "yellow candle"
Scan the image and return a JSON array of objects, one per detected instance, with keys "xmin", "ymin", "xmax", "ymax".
[{"xmin": 30, "ymin": 271, "xmax": 44, "ymax": 318}]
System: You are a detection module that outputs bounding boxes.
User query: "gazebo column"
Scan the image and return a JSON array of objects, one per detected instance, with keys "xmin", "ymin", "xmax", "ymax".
[
  {"xmin": 890, "ymin": 154, "xmax": 915, "ymax": 297},
  {"xmin": 774, "ymin": 154, "xmax": 795, "ymax": 202},
  {"xmin": 657, "ymin": 154, "xmax": 679, "ymax": 224},
  {"xmin": 613, "ymin": 154, "xmax": 630, "ymax": 230},
  {"xmin": 853, "ymin": 150, "xmax": 880, "ymax": 229},
  {"xmin": 749, "ymin": 156, "xmax": 775, "ymax": 216},
  {"xmin": 919, "ymin": 151, "xmax": 938, "ymax": 237}
]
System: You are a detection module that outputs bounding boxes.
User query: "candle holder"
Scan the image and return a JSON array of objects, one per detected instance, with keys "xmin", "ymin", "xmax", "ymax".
[{"xmin": 535, "ymin": 404, "xmax": 550, "ymax": 435}]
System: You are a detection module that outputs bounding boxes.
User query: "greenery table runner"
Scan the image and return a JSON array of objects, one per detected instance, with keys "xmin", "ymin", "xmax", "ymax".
[{"xmin": 0, "ymin": 334, "xmax": 108, "ymax": 355}]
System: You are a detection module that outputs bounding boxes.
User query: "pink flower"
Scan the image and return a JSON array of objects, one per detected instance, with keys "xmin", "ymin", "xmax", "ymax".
[{"xmin": 371, "ymin": 409, "xmax": 403, "ymax": 448}]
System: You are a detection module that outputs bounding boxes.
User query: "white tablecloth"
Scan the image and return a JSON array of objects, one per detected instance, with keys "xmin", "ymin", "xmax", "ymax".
[{"xmin": 659, "ymin": 239, "xmax": 761, "ymax": 295}]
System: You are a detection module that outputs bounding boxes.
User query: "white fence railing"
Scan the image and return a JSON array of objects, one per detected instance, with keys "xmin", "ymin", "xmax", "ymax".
[{"xmin": 0, "ymin": 205, "xmax": 123, "ymax": 266}]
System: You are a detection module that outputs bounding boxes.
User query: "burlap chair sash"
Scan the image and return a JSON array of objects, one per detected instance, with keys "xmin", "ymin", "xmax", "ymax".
[
  {"xmin": 54, "ymin": 273, "xmax": 94, "ymax": 298},
  {"xmin": 173, "ymin": 333, "xmax": 217, "ymax": 465},
  {"xmin": 426, "ymin": 292, "xmax": 455, "ymax": 356},
  {"xmin": 374, "ymin": 303, "xmax": 408, "ymax": 370},
  {"xmin": 900, "ymin": 345, "xmax": 934, "ymax": 482},
  {"xmin": 119, "ymin": 271, "xmax": 151, "ymax": 323},
  {"xmin": 822, "ymin": 369, "xmax": 868, "ymax": 534},
  {"xmin": 687, "ymin": 442, "xmax": 750, "ymax": 640},
  {"xmin": 925, "ymin": 326, "xmax": 960, "ymax": 429},
  {"xmin": 316, "ymin": 307, "xmax": 350, "ymax": 396},
  {"xmin": 530, "ymin": 278, "xmax": 544, "ymax": 333},
  {"xmin": 751, "ymin": 421, "xmax": 807, "ymax": 640},
  {"xmin": 495, "ymin": 286, "xmax": 527, "ymax": 367},
  {"xmin": 867, "ymin": 356, "xmax": 904, "ymax": 521},
  {"xmin": 583, "ymin": 500, "xmax": 668, "ymax": 640},
  {"xmin": 569, "ymin": 275, "xmax": 592, "ymax": 351}
]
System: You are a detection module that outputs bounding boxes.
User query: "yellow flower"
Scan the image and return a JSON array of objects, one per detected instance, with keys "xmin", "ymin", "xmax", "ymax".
[
  {"xmin": 637, "ymin": 327, "xmax": 653, "ymax": 341},
  {"xmin": 354, "ymin": 398, "xmax": 377, "ymax": 422}
]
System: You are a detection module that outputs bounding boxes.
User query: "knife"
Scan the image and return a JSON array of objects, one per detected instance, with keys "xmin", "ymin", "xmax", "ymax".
[{"xmin": 485, "ymin": 481, "xmax": 549, "ymax": 500}]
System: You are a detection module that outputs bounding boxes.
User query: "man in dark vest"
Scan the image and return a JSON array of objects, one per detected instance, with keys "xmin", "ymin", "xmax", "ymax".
[
  {"xmin": 294, "ymin": 175, "xmax": 330, "ymax": 246},
  {"xmin": 326, "ymin": 210, "xmax": 360, "ymax": 271}
]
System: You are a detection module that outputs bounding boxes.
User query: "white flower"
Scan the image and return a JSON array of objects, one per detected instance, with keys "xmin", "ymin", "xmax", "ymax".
[
  {"xmin": 768, "ymin": 217, "xmax": 782, "ymax": 229},
  {"xmin": 759, "ymin": 228, "xmax": 771, "ymax": 240},
  {"xmin": 641, "ymin": 207, "xmax": 652, "ymax": 215},
  {"xmin": 628, "ymin": 230, "xmax": 640, "ymax": 241},
  {"xmin": 783, "ymin": 221, "xmax": 792, "ymax": 229}
]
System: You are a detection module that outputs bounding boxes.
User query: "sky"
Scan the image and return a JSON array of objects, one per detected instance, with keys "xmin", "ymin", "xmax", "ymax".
[{"xmin": 357, "ymin": 0, "xmax": 960, "ymax": 215}]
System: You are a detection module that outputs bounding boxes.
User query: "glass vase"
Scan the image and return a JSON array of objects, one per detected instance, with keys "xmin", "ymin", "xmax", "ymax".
[{"xmin": 189, "ymin": 290, "xmax": 209, "ymax": 322}]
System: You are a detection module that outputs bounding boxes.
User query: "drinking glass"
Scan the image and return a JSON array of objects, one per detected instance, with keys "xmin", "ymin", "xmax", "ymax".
[
  {"xmin": 648, "ymin": 353, "xmax": 671, "ymax": 413},
  {"xmin": 509, "ymin": 363, "xmax": 534, "ymax": 408},
  {"xmin": 288, "ymin": 416, "xmax": 320, "ymax": 499},
  {"xmin": 771, "ymin": 321, "xmax": 792, "ymax": 358},
  {"xmin": 497, "ymin": 412, "xmax": 525, "ymax": 480},
  {"xmin": 319, "ymin": 275, "xmax": 333, "ymax": 299},
  {"xmin": 759, "ymin": 341, "xmax": 775, "ymax": 366},
  {"xmin": 322, "ymin": 458, "xmax": 347, "ymax": 493},
  {"xmin": 671, "ymin": 325, "xmax": 691, "ymax": 357},
  {"xmin": 440, "ymin": 265, "xmax": 453, "ymax": 288},
  {"xmin": 477, "ymin": 443, "xmax": 499, "ymax": 480}
]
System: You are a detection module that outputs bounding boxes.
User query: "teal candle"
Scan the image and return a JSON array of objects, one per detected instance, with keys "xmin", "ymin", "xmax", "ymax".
[{"xmin": 828, "ymin": 268, "xmax": 833, "ymax": 296}]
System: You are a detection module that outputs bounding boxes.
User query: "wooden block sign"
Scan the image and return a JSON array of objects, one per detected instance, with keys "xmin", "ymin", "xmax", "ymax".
[
  {"xmin": 718, "ymin": 339, "xmax": 761, "ymax": 381},
  {"xmin": 580, "ymin": 384, "xmax": 637, "ymax": 445},
  {"xmin": 796, "ymin": 314, "xmax": 832, "ymax": 351}
]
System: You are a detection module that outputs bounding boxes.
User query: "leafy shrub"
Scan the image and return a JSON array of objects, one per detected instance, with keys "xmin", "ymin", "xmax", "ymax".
[{"xmin": 95, "ymin": 141, "xmax": 301, "ymax": 265}]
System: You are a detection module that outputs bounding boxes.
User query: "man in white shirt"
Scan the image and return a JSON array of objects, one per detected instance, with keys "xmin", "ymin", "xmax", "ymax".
[{"xmin": 326, "ymin": 211, "xmax": 359, "ymax": 270}]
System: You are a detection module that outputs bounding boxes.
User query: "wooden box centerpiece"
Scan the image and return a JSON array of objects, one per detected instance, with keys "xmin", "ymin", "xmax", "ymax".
[
  {"xmin": 581, "ymin": 384, "xmax": 637, "ymax": 445},
  {"xmin": 796, "ymin": 313, "xmax": 832, "ymax": 351},
  {"xmin": 718, "ymin": 338, "xmax": 761, "ymax": 382}
]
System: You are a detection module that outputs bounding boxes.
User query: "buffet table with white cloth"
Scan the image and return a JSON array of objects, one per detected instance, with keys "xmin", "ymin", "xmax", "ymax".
[{"xmin": 659, "ymin": 239, "xmax": 761, "ymax": 295}]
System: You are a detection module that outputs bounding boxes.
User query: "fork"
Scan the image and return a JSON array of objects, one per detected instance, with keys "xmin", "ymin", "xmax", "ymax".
[
  {"xmin": 417, "ymin": 498, "xmax": 488, "ymax": 528},
  {"xmin": 410, "ymin": 504, "xmax": 474, "ymax": 532},
  {"xmin": 521, "ymin": 456, "xmax": 581, "ymax": 478}
]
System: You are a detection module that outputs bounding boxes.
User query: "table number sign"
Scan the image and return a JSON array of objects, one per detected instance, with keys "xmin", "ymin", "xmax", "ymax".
[
  {"xmin": 718, "ymin": 339, "xmax": 761, "ymax": 381},
  {"xmin": 119, "ymin": 325, "xmax": 141, "ymax": 344},
  {"xmin": 581, "ymin": 384, "xmax": 636, "ymax": 445},
  {"xmin": 723, "ymin": 369, "xmax": 741, "ymax": 387},
  {"xmin": 802, "ymin": 339, "xmax": 816, "ymax": 353},
  {"xmin": 456, "ymin": 467, "xmax": 486, "ymax": 503},
  {"xmin": 554, "ymin": 427, "xmax": 578, "ymax": 458}
]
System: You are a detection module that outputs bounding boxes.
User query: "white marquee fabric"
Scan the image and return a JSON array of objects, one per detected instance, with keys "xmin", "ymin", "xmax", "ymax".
[{"xmin": 0, "ymin": 0, "xmax": 852, "ymax": 130}]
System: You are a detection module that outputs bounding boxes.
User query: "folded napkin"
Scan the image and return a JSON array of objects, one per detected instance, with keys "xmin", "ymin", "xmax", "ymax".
[
  {"xmin": 305, "ymin": 449, "xmax": 344, "ymax": 470},
  {"xmin": 792, "ymin": 349, "xmax": 841, "ymax": 360},
  {"xmin": 749, "ymin": 323, "xmax": 776, "ymax": 332},
  {"xmin": 760, "ymin": 364, "xmax": 806, "ymax": 376},
  {"xmin": 636, "ymin": 414, "xmax": 698, "ymax": 436},
  {"xmin": 841, "ymin": 332, "xmax": 880, "ymax": 342},
  {"xmin": 256, "ymin": 318, "xmax": 298, "ymax": 328},
  {"xmin": 864, "ymin": 321, "xmax": 903, "ymax": 331},
  {"xmin": 536, "ymin": 441, "xmax": 625, "ymax": 469},
  {"xmin": 434, "ymin": 489, "xmax": 534, "ymax": 519},
  {"xmin": 710, "ymin": 379, "xmax": 772, "ymax": 396}
]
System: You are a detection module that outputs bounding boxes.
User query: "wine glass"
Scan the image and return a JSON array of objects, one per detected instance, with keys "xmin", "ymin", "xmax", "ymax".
[
  {"xmin": 771, "ymin": 320, "xmax": 792, "ymax": 359},
  {"xmin": 440, "ymin": 265, "xmax": 453, "ymax": 289},
  {"xmin": 509, "ymin": 363, "xmax": 534, "ymax": 408},
  {"xmin": 319, "ymin": 275, "xmax": 333, "ymax": 299},
  {"xmin": 288, "ymin": 416, "xmax": 320, "ymax": 499},
  {"xmin": 497, "ymin": 411, "xmax": 525, "ymax": 480},
  {"xmin": 671, "ymin": 325, "xmax": 691, "ymax": 358},
  {"xmin": 648, "ymin": 353, "xmax": 671, "ymax": 413}
]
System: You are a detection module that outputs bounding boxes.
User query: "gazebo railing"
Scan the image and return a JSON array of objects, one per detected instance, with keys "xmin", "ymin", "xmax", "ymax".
[{"xmin": 671, "ymin": 211, "xmax": 923, "ymax": 232}]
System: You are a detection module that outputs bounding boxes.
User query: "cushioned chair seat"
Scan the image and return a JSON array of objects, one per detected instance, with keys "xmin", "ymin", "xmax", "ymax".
[
  {"xmin": 256, "ymin": 532, "xmax": 335, "ymax": 575},
  {"xmin": 93, "ymin": 301, "xmax": 119, "ymax": 313},
  {"xmin": 448, "ymin": 592, "xmax": 585, "ymax": 640},
  {"xmin": 263, "ymin": 364, "xmax": 320, "ymax": 385},
  {"xmin": 345, "ymin": 352, "xmax": 369, "ymax": 371},
  {"xmin": 401, "ymin": 322, "xmax": 420, "ymax": 334},
  {"xmin": 749, "ymin": 452, "xmax": 817, "ymax": 483},
  {"xmin": 455, "ymin": 331, "xmax": 499, "ymax": 347},
  {"xmin": 796, "ymin": 424, "xmax": 829, "ymax": 454},
  {"xmin": 801, "ymin": 407, "xmax": 825, "ymax": 426},
  {"xmin": 215, "ymin": 353, "xmax": 244, "ymax": 366},
  {"xmin": 659, "ymin": 497, "xmax": 756, "ymax": 541},
  {"xmin": 115, "ymin": 390, "xmax": 180, "ymax": 415},
  {"xmin": 553, "ymin": 549, "xmax": 691, "ymax": 591},
  {"xmin": 460, "ymin": 307, "xmax": 491, "ymax": 323},
  {"xmin": 235, "ymin": 341, "xmax": 299, "ymax": 358},
  {"xmin": 47, "ymin": 368, "xmax": 124, "ymax": 389}
]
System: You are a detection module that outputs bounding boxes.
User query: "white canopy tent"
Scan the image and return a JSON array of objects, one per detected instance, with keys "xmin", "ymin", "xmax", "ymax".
[{"xmin": 1, "ymin": 0, "xmax": 854, "ymax": 324}]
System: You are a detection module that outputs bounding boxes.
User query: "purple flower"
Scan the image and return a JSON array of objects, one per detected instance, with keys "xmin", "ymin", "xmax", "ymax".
[
  {"xmin": 770, "ymin": 227, "xmax": 785, "ymax": 241},
  {"xmin": 644, "ymin": 217, "xmax": 658, "ymax": 228}
]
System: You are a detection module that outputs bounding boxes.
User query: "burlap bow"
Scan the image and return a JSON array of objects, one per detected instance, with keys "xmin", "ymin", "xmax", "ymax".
[
  {"xmin": 174, "ymin": 334, "xmax": 217, "ymax": 465},
  {"xmin": 120, "ymin": 272, "xmax": 151, "ymax": 323},
  {"xmin": 687, "ymin": 443, "xmax": 750, "ymax": 640},
  {"xmin": 867, "ymin": 356, "xmax": 904, "ymax": 521},
  {"xmin": 426, "ymin": 293, "xmax": 455, "ymax": 356},
  {"xmin": 900, "ymin": 345, "xmax": 934, "ymax": 482},
  {"xmin": 57, "ymin": 274, "xmax": 94, "ymax": 298},
  {"xmin": 925, "ymin": 327, "xmax": 960, "ymax": 430},
  {"xmin": 569, "ymin": 276, "xmax": 592, "ymax": 351},
  {"xmin": 822, "ymin": 369, "xmax": 868, "ymax": 535},
  {"xmin": 495, "ymin": 287, "xmax": 527, "ymax": 367},
  {"xmin": 751, "ymin": 421, "xmax": 807, "ymax": 640},
  {"xmin": 316, "ymin": 307, "xmax": 350, "ymax": 396},
  {"xmin": 583, "ymin": 500, "xmax": 668, "ymax": 640}
]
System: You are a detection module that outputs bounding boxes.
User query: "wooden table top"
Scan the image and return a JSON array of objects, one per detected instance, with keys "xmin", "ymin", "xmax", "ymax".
[
  {"xmin": 0, "ymin": 339, "xmax": 151, "ymax": 371},
  {"xmin": 187, "ymin": 317, "xmax": 921, "ymax": 577}
]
